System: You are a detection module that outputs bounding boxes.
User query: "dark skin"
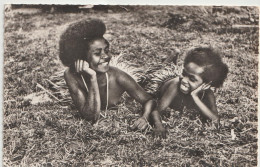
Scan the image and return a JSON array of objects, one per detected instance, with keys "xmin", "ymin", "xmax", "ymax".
[
  {"xmin": 152, "ymin": 62, "xmax": 219, "ymax": 138},
  {"xmin": 64, "ymin": 38, "xmax": 155, "ymax": 128}
]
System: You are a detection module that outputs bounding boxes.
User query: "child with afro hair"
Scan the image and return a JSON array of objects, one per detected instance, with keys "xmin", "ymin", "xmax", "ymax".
[
  {"xmin": 150, "ymin": 47, "xmax": 228, "ymax": 138},
  {"xmin": 60, "ymin": 19, "xmax": 155, "ymax": 127}
]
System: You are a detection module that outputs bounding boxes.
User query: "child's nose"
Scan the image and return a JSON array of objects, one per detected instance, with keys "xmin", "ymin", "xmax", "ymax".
[
  {"xmin": 182, "ymin": 77, "xmax": 189, "ymax": 84},
  {"xmin": 101, "ymin": 52, "xmax": 111, "ymax": 61}
]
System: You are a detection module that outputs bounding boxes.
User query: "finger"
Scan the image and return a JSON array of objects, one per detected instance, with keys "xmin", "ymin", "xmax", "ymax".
[
  {"xmin": 84, "ymin": 61, "xmax": 89, "ymax": 68},
  {"xmin": 129, "ymin": 124, "xmax": 136, "ymax": 130},
  {"xmin": 202, "ymin": 82, "xmax": 212, "ymax": 89},
  {"xmin": 201, "ymin": 85, "xmax": 207, "ymax": 90},
  {"xmin": 82, "ymin": 61, "xmax": 87, "ymax": 71},
  {"xmin": 78, "ymin": 59, "xmax": 81, "ymax": 73},
  {"xmin": 201, "ymin": 83, "xmax": 207, "ymax": 88},
  {"xmin": 78, "ymin": 60, "xmax": 81, "ymax": 72},
  {"xmin": 138, "ymin": 122, "xmax": 145, "ymax": 130},
  {"xmin": 140, "ymin": 123, "xmax": 148, "ymax": 131},
  {"xmin": 205, "ymin": 83, "xmax": 210, "ymax": 87},
  {"xmin": 75, "ymin": 61, "xmax": 77, "ymax": 72},
  {"xmin": 82, "ymin": 61, "xmax": 89, "ymax": 71},
  {"xmin": 79, "ymin": 60, "xmax": 84, "ymax": 72},
  {"xmin": 135, "ymin": 121, "xmax": 141, "ymax": 129},
  {"xmin": 199, "ymin": 83, "xmax": 205, "ymax": 89},
  {"xmin": 201, "ymin": 83, "xmax": 209, "ymax": 90},
  {"xmin": 82, "ymin": 61, "xmax": 85, "ymax": 72},
  {"xmin": 130, "ymin": 123, "xmax": 138, "ymax": 130},
  {"xmin": 203, "ymin": 85, "xmax": 211, "ymax": 90},
  {"xmin": 139, "ymin": 124, "xmax": 145, "ymax": 131},
  {"xmin": 76, "ymin": 60, "xmax": 79, "ymax": 73},
  {"xmin": 131, "ymin": 120, "xmax": 139, "ymax": 129},
  {"xmin": 202, "ymin": 83, "xmax": 211, "ymax": 90},
  {"xmin": 153, "ymin": 131, "xmax": 161, "ymax": 138},
  {"xmin": 141, "ymin": 125, "xmax": 147, "ymax": 131}
]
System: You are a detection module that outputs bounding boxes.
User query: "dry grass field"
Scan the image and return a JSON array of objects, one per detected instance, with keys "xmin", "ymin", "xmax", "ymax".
[{"xmin": 3, "ymin": 5, "xmax": 258, "ymax": 166}]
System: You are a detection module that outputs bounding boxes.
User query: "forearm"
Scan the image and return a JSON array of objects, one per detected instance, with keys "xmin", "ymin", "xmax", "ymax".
[
  {"xmin": 81, "ymin": 77, "xmax": 101, "ymax": 116},
  {"xmin": 150, "ymin": 97, "xmax": 172, "ymax": 128},
  {"xmin": 192, "ymin": 95, "xmax": 219, "ymax": 120},
  {"xmin": 142, "ymin": 99, "xmax": 156, "ymax": 119},
  {"xmin": 151, "ymin": 109, "xmax": 163, "ymax": 128}
]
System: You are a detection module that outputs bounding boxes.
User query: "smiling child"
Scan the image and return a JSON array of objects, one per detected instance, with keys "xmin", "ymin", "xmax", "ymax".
[{"xmin": 150, "ymin": 47, "xmax": 228, "ymax": 138}]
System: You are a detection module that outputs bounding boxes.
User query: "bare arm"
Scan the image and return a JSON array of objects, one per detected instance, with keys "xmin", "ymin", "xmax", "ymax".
[
  {"xmin": 116, "ymin": 70, "xmax": 151, "ymax": 104},
  {"xmin": 151, "ymin": 79, "xmax": 179, "ymax": 137},
  {"xmin": 116, "ymin": 69, "xmax": 156, "ymax": 129},
  {"xmin": 116, "ymin": 69, "xmax": 154, "ymax": 112},
  {"xmin": 64, "ymin": 60, "xmax": 101, "ymax": 122},
  {"xmin": 191, "ymin": 83, "xmax": 219, "ymax": 121}
]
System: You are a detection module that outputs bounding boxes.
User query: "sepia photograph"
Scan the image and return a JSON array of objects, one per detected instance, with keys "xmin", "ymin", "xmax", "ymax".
[{"xmin": 3, "ymin": 4, "xmax": 258, "ymax": 166}]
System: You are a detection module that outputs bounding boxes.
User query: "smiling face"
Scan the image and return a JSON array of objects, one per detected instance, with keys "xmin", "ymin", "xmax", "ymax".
[
  {"xmin": 86, "ymin": 38, "xmax": 111, "ymax": 73},
  {"xmin": 180, "ymin": 62, "xmax": 204, "ymax": 94}
]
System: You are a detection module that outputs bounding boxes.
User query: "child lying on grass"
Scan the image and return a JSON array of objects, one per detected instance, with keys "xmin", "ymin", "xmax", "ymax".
[
  {"xmin": 59, "ymin": 19, "xmax": 155, "ymax": 126},
  {"xmin": 150, "ymin": 47, "xmax": 228, "ymax": 138}
]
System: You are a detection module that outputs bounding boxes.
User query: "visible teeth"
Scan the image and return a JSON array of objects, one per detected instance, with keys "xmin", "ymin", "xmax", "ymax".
[{"xmin": 181, "ymin": 84, "xmax": 189, "ymax": 91}]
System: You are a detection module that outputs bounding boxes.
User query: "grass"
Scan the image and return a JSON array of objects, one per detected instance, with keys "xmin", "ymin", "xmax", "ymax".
[{"xmin": 3, "ymin": 6, "xmax": 258, "ymax": 166}]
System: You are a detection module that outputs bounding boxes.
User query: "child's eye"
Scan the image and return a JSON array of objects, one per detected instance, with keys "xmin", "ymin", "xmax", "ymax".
[
  {"xmin": 94, "ymin": 50, "xmax": 101, "ymax": 55},
  {"xmin": 190, "ymin": 78, "xmax": 196, "ymax": 82}
]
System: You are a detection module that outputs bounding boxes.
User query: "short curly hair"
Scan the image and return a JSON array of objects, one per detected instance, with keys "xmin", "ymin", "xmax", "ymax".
[
  {"xmin": 184, "ymin": 47, "xmax": 228, "ymax": 88},
  {"xmin": 59, "ymin": 19, "xmax": 107, "ymax": 67}
]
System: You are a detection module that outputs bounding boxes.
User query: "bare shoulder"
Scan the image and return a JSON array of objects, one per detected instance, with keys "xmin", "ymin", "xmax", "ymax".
[
  {"xmin": 167, "ymin": 77, "xmax": 180, "ymax": 85},
  {"xmin": 158, "ymin": 77, "xmax": 180, "ymax": 96},
  {"xmin": 108, "ymin": 66, "xmax": 127, "ymax": 76},
  {"xmin": 108, "ymin": 66, "xmax": 123, "ymax": 75},
  {"xmin": 161, "ymin": 77, "xmax": 180, "ymax": 90},
  {"xmin": 108, "ymin": 66, "xmax": 133, "ymax": 81}
]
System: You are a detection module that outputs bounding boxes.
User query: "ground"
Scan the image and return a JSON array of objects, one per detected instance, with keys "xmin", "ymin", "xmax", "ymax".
[{"xmin": 3, "ymin": 6, "xmax": 258, "ymax": 166}]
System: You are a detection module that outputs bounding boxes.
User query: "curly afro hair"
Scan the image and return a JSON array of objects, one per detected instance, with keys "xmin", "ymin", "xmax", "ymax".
[
  {"xmin": 184, "ymin": 47, "xmax": 228, "ymax": 88},
  {"xmin": 59, "ymin": 19, "xmax": 107, "ymax": 67}
]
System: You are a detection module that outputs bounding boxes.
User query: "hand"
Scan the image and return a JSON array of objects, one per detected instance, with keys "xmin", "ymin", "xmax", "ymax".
[
  {"xmin": 130, "ymin": 117, "xmax": 149, "ymax": 131},
  {"xmin": 153, "ymin": 125, "xmax": 167, "ymax": 139},
  {"xmin": 191, "ymin": 82, "xmax": 211, "ymax": 97},
  {"xmin": 75, "ymin": 59, "xmax": 96, "ymax": 77}
]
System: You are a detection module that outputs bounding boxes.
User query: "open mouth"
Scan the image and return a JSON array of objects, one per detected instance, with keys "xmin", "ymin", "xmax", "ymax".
[
  {"xmin": 180, "ymin": 83, "xmax": 190, "ymax": 93},
  {"xmin": 98, "ymin": 57, "xmax": 111, "ymax": 66},
  {"xmin": 98, "ymin": 62, "xmax": 109, "ymax": 66}
]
